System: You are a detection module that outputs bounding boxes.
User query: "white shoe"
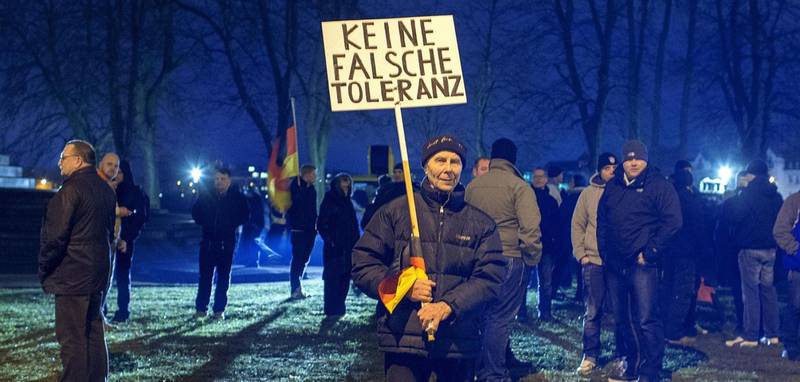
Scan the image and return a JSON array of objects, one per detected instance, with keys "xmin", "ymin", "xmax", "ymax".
[
  {"xmin": 760, "ymin": 337, "xmax": 780, "ymax": 346},
  {"xmin": 576, "ymin": 356, "xmax": 597, "ymax": 375},
  {"xmin": 725, "ymin": 336, "xmax": 745, "ymax": 347}
]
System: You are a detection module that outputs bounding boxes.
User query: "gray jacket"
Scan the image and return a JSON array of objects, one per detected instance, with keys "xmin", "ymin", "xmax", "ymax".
[
  {"xmin": 571, "ymin": 173, "xmax": 606, "ymax": 266},
  {"xmin": 773, "ymin": 191, "xmax": 800, "ymax": 255},
  {"xmin": 466, "ymin": 159, "xmax": 543, "ymax": 265}
]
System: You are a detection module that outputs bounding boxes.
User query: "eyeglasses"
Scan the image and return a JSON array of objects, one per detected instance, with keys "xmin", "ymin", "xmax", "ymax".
[{"xmin": 59, "ymin": 154, "xmax": 79, "ymax": 162}]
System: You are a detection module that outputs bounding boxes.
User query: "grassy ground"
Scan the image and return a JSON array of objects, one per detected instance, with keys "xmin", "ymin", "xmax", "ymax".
[{"xmin": 0, "ymin": 281, "xmax": 798, "ymax": 381}]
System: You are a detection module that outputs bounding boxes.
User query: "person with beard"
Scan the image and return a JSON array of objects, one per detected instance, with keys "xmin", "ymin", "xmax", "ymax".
[
  {"xmin": 317, "ymin": 173, "xmax": 360, "ymax": 316},
  {"xmin": 353, "ymin": 135, "xmax": 505, "ymax": 382},
  {"xmin": 109, "ymin": 160, "xmax": 149, "ymax": 322}
]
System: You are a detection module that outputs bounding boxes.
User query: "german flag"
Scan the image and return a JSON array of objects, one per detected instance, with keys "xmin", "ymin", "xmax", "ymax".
[
  {"xmin": 267, "ymin": 125, "xmax": 299, "ymax": 213},
  {"xmin": 378, "ymin": 238, "xmax": 427, "ymax": 313}
]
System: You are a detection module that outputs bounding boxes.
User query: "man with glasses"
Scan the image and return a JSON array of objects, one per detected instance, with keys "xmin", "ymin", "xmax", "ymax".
[{"xmin": 39, "ymin": 140, "xmax": 117, "ymax": 381}]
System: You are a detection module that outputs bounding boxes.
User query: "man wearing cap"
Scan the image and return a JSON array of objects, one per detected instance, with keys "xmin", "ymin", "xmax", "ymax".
[
  {"xmin": 724, "ymin": 159, "xmax": 783, "ymax": 348},
  {"xmin": 352, "ymin": 135, "xmax": 505, "ymax": 382},
  {"xmin": 466, "ymin": 137, "xmax": 543, "ymax": 381},
  {"xmin": 597, "ymin": 140, "xmax": 682, "ymax": 382},
  {"xmin": 572, "ymin": 152, "xmax": 629, "ymax": 375}
]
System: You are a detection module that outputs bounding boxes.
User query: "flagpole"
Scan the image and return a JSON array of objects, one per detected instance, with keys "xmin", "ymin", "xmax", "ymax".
[
  {"xmin": 290, "ymin": 97, "xmax": 300, "ymax": 186},
  {"xmin": 394, "ymin": 102, "xmax": 435, "ymax": 342}
]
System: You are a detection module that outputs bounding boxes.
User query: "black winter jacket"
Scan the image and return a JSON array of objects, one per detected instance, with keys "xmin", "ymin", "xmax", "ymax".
[
  {"xmin": 598, "ymin": 167, "xmax": 682, "ymax": 270},
  {"xmin": 192, "ymin": 187, "xmax": 249, "ymax": 243},
  {"xmin": 729, "ymin": 176, "xmax": 783, "ymax": 250},
  {"xmin": 38, "ymin": 166, "xmax": 117, "ymax": 295},
  {"xmin": 287, "ymin": 177, "xmax": 317, "ymax": 232},
  {"xmin": 318, "ymin": 174, "xmax": 360, "ymax": 280},
  {"xmin": 352, "ymin": 179, "xmax": 506, "ymax": 359},
  {"xmin": 664, "ymin": 185, "xmax": 713, "ymax": 259},
  {"xmin": 533, "ymin": 186, "xmax": 561, "ymax": 256}
]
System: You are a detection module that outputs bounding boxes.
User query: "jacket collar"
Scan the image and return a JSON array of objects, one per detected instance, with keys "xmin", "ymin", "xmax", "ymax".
[
  {"xmin": 613, "ymin": 166, "xmax": 652, "ymax": 189},
  {"xmin": 589, "ymin": 173, "xmax": 607, "ymax": 188},
  {"xmin": 65, "ymin": 166, "xmax": 95, "ymax": 184},
  {"xmin": 420, "ymin": 178, "xmax": 465, "ymax": 211},
  {"xmin": 489, "ymin": 158, "xmax": 524, "ymax": 179}
]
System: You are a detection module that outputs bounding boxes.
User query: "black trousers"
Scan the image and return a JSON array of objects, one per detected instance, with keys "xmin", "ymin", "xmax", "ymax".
[
  {"xmin": 195, "ymin": 240, "xmax": 235, "ymax": 313},
  {"xmin": 290, "ymin": 230, "xmax": 316, "ymax": 293},
  {"xmin": 385, "ymin": 352, "xmax": 475, "ymax": 382},
  {"xmin": 55, "ymin": 293, "xmax": 108, "ymax": 382},
  {"xmin": 114, "ymin": 241, "xmax": 135, "ymax": 316},
  {"xmin": 662, "ymin": 257, "xmax": 697, "ymax": 340},
  {"xmin": 324, "ymin": 275, "xmax": 349, "ymax": 315}
]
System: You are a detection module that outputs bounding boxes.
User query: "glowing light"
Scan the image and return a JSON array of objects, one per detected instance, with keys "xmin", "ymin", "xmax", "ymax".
[
  {"xmin": 40, "ymin": 178, "xmax": 48, "ymax": 185},
  {"xmin": 260, "ymin": 172, "xmax": 268, "ymax": 179},
  {"xmin": 176, "ymin": 180, "xmax": 181, "ymax": 186},
  {"xmin": 248, "ymin": 166, "xmax": 255, "ymax": 172},
  {"xmin": 190, "ymin": 167, "xmax": 202, "ymax": 183},
  {"xmin": 718, "ymin": 166, "xmax": 733, "ymax": 185},
  {"xmin": 252, "ymin": 172, "xmax": 259, "ymax": 178},
  {"xmin": 158, "ymin": 193, "xmax": 163, "ymax": 198},
  {"xmin": 770, "ymin": 176, "xmax": 776, "ymax": 184}
]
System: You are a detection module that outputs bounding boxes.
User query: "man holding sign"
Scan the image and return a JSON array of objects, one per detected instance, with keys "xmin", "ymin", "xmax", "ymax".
[{"xmin": 352, "ymin": 135, "xmax": 505, "ymax": 381}]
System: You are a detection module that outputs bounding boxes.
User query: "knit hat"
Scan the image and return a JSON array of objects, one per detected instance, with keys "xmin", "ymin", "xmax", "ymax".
[
  {"xmin": 621, "ymin": 140, "xmax": 648, "ymax": 162},
  {"xmin": 674, "ymin": 159, "xmax": 693, "ymax": 173},
  {"xmin": 745, "ymin": 159, "xmax": 769, "ymax": 177},
  {"xmin": 421, "ymin": 135, "xmax": 466, "ymax": 167},
  {"xmin": 547, "ymin": 165, "xmax": 564, "ymax": 178},
  {"xmin": 597, "ymin": 152, "xmax": 618, "ymax": 172},
  {"xmin": 490, "ymin": 138, "xmax": 517, "ymax": 165}
]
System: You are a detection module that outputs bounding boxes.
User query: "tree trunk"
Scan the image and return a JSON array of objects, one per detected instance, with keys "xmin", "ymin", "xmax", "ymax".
[
  {"xmin": 678, "ymin": 0, "xmax": 697, "ymax": 160},
  {"xmin": 626, "ymin": 0, "xmax": 649, "ymax": 139},
  {"xmin": 651, "ymin": 0, "xmax": 672, "ymax": 163}
]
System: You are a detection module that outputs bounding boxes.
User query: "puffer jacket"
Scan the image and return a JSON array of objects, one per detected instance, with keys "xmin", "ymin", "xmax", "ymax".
[
  {"xmin": 38, "ymin": 166, "xmax": 117, "ymax": 295},
  {"xmin": 352, "ymin": 179, "xmax": 505, "ymax": 359}
]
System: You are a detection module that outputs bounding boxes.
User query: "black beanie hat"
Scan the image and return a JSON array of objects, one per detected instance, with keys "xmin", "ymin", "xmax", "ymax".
[
  {"xmin": 421, "ymin": 135, "xmax": 467, "ymax": 167},
  {"xmin": 746, "ymin": 159, "xmax": 769, "ymax": 177},
  {"xmin": 547, "ymin": 165, "xmax": 564, "ymax": 178},
  {"xmin": 490, "ymin": 138, "xmax": 517, "ymax": 165},
  {"xmin": 674, "ymin": 159, "xmax": 693, "ymax": 173},
  {"xmin": 621, "ymin": 140, "xmax": 648, "ymax": 162},
  {"xmin": 597, "ymin": 152, "xmax": 618, "ymax": 172}
]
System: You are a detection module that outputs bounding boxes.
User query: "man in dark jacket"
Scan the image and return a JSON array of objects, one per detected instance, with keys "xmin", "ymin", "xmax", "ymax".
[
  {"xmin": 39, "ymin": 140, "xmax": 117, "ymax": 381},
  {"xmin": 287, "ymin": 165, "xmax": 317, "ymax": 299},
  {"xmin": 531, "ymin": 167, "xmax": 561, "ymax": 322},
  {"xmin": 773, "ymin": 190, "xmax": 800, "ymax": 360},
  {"xmin": 725, "ymin": 159, "xmax": 783, "ymax": 348},
  {"xmin": 715, "ymin": 171, "xmax": 749, "ymax": 334},
  {"xmin": 237, "ymin": 186, "xmax": 265, "ymax": 267},
  {"xmin": 466, "ymin": 138, "xmax": 542, "ymax": 380},
  {"xmin": 353, "ymin": 135, "xmax": 506, "ymax": 382},
  {"xmin": 663, "ymin": 169, "xmax": 712, "ymax": 345},
  {"xmin": 111, "ymin": 160, "xmax": 149, "ymax": 322},
  {"xmin": 598, "ymin": 140, "xmax": 682, "ymax": 382},
  {"xmin": 192, "ymin": 166, "xmax": 249, "ymax": 319},
  {"xmin": 317, "ymin": 173, "xmax": 360, "ymax": 316},
  {"xmin": 361, "ymin": 163, "xmax": 415, "ymax": 229}
]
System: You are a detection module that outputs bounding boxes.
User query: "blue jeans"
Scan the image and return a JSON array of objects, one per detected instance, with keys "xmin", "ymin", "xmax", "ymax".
[
  {"xmin": 477, "ymin": 256, "xmax": 524, "ymax": 382},
  {"xmin": 582, "ymin": 263, "xmax": 627, "ymax": 359},
  {"xmin": 195, "ymin": 240, "xmax": 235, "ymax": 313},
  {"xmin": 738, "ymin": 249, "xmax": 779, "ymax": 340},
  {"xmin": 782, "ymin": 270, "xmax": 800, "ymax": 359},
  {"xmin": 606, "ymin": 263, "xmax": 663, "ymax": 380},
  {"xmin": 536, "ymin": 252, "xmax": 556, "ymax": 317}
]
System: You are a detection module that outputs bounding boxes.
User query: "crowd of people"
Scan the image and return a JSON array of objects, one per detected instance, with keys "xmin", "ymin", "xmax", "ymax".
[{"xmin": 36, "ymin": 135, "xmax": 800, "ymax": 381}]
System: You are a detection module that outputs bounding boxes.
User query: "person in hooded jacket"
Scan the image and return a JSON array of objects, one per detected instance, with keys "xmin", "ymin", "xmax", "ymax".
[
  {"xmin": 773, "ymin": 189, "xmax": 800, "ymax": 360},
  {"xmin": 559, "ymin": 174, "xmax": 588, "ymax": 300},
  {"xmin": 724, "ymin": 159, "xmax": 784, "ymax": 348},
  {"xmin": 662, "ymin": 169, "xmax": 713, "ymax": 345},
  {"xmin": 531, "ymin": 167, "xmax": 561, "ymax": 322},
  {"xmin": 110, "ymin": 160, "xmax": 149, "ymax": 322},
  {"xmin": 317, "ymin": 173, "xmax": 360, "ymax": 316},
  {"xmin": 572, "ymin": 153, "xmax": 629, "ymax": 376},
  {"xmin": 352, "ymin": 135, "xmax": 505, "ymax": 382}
]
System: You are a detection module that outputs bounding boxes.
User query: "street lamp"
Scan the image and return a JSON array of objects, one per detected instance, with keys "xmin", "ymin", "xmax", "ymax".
[{"xmin": 190, "ymin": 167, "xmax": 202, "ymax": 183}]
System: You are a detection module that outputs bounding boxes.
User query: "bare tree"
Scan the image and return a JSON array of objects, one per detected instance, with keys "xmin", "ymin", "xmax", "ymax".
[
  {"xmin": 650, "ymin": 0, "xmax": 672, "ymax": 162},
  {"xmin": 553, "ymin": 0, "xmax": 619, "ymax": 169},
  {"xmin": 677, "ymin": 0, "xmax": 697, "ymax": 160},
  {"xmin": 626, "ymin": 0, "xmax": 650, "ymax": 139}
]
